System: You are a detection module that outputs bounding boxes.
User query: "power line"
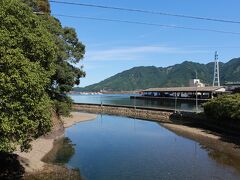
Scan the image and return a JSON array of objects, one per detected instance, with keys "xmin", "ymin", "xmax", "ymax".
[
  {"xmin": 52, "ymin": 14, "xmax": 240, "ymax": 35},
  {"xmin": 49, "ymin": 0, "xmax": 240, "ymax": 24}
]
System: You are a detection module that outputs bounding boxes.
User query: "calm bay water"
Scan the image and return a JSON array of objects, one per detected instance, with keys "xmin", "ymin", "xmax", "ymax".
[
  {"xmin": 50, "ymin": 115, "xmax": 240, "ymax": 180},
  {"xmin": 69, "ymin": 94, "xmax": 202, "ymax": 111}
]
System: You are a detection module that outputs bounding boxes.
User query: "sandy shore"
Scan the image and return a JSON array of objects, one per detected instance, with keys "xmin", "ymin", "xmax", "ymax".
[
  {"xmin": 161, "ymin": 123, "xmax": 240, "ymax": 159},
  {"xmin": 15, "ymin": 112, "xmax": 97, "ymax": 173},
  {"xmin": 162, "ymin": 123, "xmax": 220, "ymax": 140},
  {"xmin": 62, "ymin": 111, "xmax": 97, "ymax": 128}
]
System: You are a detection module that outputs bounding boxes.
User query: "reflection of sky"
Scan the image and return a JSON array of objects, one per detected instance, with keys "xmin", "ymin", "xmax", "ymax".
[
  {"xmin": 69, "ymin": 94, "xmax": 203, "ymax": 111},
  {"xmin": 64, "ymin": 115, "xmax": 240, "ymax": 180}
]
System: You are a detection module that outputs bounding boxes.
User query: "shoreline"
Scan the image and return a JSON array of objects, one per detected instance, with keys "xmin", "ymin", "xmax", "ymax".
[
  {"xmin": 73, "ymin": 103, "xmax": 240, "ymax": 159},
  {"xmin": 15, "ymin": 112, "xmax": 97, "ymax": 173},
  {"xmin": 161, "ymin": 123, "xmax": 240, "ymax": 159},
  {"xmin": 15, "ymin": 107, "xmax": 240, "ymax": 178}
]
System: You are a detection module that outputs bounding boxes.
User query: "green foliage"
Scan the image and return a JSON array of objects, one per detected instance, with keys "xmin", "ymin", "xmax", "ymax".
[
  {"xmin": 36, "ymin": 0, "xmax": 51, "ymax": 13},
  {"xmin": 39, "ymin": 17, "xmax": 85, "ymax": 116},
  {"xmin": 0, "ymin": 0, "xmax": 85, "ymax": 152},
  {"xmin": 0, "ymin": 0, "xmax": 57, "ymax": 152},
  {"xmin": 76, "ymin": 58, "xmax": 240, "ymax": 92},
  {"xmin": 24, "ymin": 0, "xmax": 85, "ymax": 116},
  {"xmin": 221, "ymin": 58, "xmax": 240, "ymax": 82},
  {"xmin": 22, "ymin": 0, "xmax": 51, "ymax": 14},
  {"xmin": 203, "ymin": 94, "xmax": 240, "ymax": 121},
  {"xmin": 53, "ymin": 96, "xmax": 73, "ymax": 116}
]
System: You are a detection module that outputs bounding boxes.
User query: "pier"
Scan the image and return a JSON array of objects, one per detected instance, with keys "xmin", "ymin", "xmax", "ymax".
[{"xmin": 131, "ymin": 86, "xmax": 226, "ymax": 102}]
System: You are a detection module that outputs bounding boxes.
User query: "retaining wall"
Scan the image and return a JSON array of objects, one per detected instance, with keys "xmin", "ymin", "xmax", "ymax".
[{"xmin": 72, "ymin": 103, "xmax": 174, "ymax": 123}]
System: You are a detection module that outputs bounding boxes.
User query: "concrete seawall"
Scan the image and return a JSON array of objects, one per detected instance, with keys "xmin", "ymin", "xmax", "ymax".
[
  {"xmin": 72, "ymin": 103, "xmax": 176, "ymax": 123},
  {"xmin": 72, "ymin": 103, "xmax": 240, "ymax": 136}
]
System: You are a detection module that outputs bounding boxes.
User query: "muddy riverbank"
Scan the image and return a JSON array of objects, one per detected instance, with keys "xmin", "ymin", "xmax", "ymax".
[{"xmin": 14, "ymin": 112, "xmax": 96, "ymax": 179}]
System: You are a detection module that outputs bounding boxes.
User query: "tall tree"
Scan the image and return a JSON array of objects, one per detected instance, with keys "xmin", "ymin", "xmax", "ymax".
[
  {"xmin": 0, "ymin": 0, "xmax": 85, "ymax": 152},
  {"xmin": 36, "ymin": 7, "xmax": 85, "ymax": 116},
  {"xmin": 0, "ymin": 0, "xmax": 57, "ymax": 152},
  {"xmin": 23, "ymin": 0, "xmax": 85, "ymax": 116}
]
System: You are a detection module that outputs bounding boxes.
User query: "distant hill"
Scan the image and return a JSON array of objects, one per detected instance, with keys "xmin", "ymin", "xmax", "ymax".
[{"xmin": 74, "ymin": 58, "xmax": 240, "ymax": 92}]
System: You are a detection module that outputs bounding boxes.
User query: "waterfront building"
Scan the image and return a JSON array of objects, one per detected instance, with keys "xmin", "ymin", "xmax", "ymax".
[{"xmin": 131, "ymin": 86, "xmax": 226, "ymax": 102}]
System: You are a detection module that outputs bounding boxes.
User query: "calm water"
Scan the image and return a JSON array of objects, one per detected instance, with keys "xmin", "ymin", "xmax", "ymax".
[
  {"xmin": 69, "ymin": 94, "xmax": 202, "ymax": 111},
  {"xmin": 51, "ymin": 115, "xmax": 240, "ymax": 180}
]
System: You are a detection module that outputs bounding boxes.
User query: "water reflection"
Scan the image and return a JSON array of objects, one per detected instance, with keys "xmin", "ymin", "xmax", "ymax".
[
  {"xmin": 43, "ymin": 137, "xmax": 75, "ymax": 165},
  {"xmin": 55, "ymin": 115, "xmax": 240, "ymax": 180},
  {"xmin": 69, "ymin": 94, "xmax": 202, "ymax": 111},
  {"xmin": 208, "ymin": 150, "xmax": 240, "ymax": 174}
]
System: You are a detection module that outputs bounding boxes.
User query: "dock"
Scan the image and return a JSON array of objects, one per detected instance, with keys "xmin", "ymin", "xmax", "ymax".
[{"xmin": 131, "ymin": 86, "xmax": 226, "ymax": 102}]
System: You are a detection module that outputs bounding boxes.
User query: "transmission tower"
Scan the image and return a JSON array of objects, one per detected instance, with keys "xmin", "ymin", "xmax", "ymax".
[{"xmin": 213, "ymin": 51, "xmax": 220, "ymax": 87}]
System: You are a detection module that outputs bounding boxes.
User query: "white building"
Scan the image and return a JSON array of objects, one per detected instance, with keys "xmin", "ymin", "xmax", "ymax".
[{"xmin": 189, "ymin": 79, "xmax": 205, "ymax": 87}]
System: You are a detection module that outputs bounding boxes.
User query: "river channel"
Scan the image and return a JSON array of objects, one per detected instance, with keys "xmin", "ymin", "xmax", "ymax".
[{"xmin": 46, "ymin": 114, "xmax": 240, "ymax": 180}]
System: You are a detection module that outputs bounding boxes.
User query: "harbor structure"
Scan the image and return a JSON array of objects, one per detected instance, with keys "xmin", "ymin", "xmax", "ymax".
[{"xmin": 132, "ymin": 86, "xmax": 226, "ymax": 101}]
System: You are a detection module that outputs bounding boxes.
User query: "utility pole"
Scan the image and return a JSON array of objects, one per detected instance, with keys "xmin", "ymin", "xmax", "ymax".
[
  {"xmin": 174, "ymin": 92, "xmax": 177, "ymax": 113},
  {"xmin": 133, "ymin": 96, "xmax": 136, "ymax": 110},
  {"xmin": 195, "ymin": 82, "xmax": 198, "ymax": 113},
  {"xmin": 213, "ymin": 51, "xmax": 220, "ymax": 87}
]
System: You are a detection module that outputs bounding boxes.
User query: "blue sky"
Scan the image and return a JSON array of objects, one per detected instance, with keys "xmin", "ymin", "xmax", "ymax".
[{"xmin": 50, "ymin": 0, "xmax": 240, "ymax": 87}]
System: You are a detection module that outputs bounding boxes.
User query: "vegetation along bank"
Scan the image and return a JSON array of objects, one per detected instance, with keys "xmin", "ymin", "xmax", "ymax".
[{"xmin": 0, "ymin": 0, "xmax": 86, "ymax": 178}]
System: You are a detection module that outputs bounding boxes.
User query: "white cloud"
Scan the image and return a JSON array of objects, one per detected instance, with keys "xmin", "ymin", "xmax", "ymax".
[{"xmin": 85, "ymin": 45, "xmax": 209, "ymax": 61}]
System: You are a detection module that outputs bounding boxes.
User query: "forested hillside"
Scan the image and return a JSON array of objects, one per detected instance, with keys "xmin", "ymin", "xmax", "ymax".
[{"xmin": 75, "ymin": 58, "xmax": 240, "ymax": 92}]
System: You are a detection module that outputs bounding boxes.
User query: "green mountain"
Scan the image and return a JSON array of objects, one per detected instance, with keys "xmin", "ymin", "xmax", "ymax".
[{"xmin": 74, "ymin": 58, "xmax": 240, "ymax": 92}]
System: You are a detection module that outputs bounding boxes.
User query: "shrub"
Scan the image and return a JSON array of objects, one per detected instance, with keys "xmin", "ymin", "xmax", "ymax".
[{"xmin": 203, "ymin": 94, "xmax": 240, "ymax": 121}]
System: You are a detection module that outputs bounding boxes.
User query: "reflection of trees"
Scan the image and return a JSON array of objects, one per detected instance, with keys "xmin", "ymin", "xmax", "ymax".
[
  {"xmin": 207, "ymin": 149, "xmax": 240, "ymax": 174},
  {"xmin": 161, "ymin": 123, "xmax": 240, "ymax": 176},
  {"xmin": 42, "ymin": 137, "xmax": 75, "ymax": 165},
  {"xmin": 27, "ymin": 138, "xmax": 82, "ymax": 179},
  {"xmin": 194, "ymin": 136, "xmax": 240, "ymax": 175}
]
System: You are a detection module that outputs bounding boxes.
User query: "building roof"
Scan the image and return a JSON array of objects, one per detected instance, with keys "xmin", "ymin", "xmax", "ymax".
[{"xmin": 143, "ymin": 86, "xmax": 225, "ymax": 93}]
